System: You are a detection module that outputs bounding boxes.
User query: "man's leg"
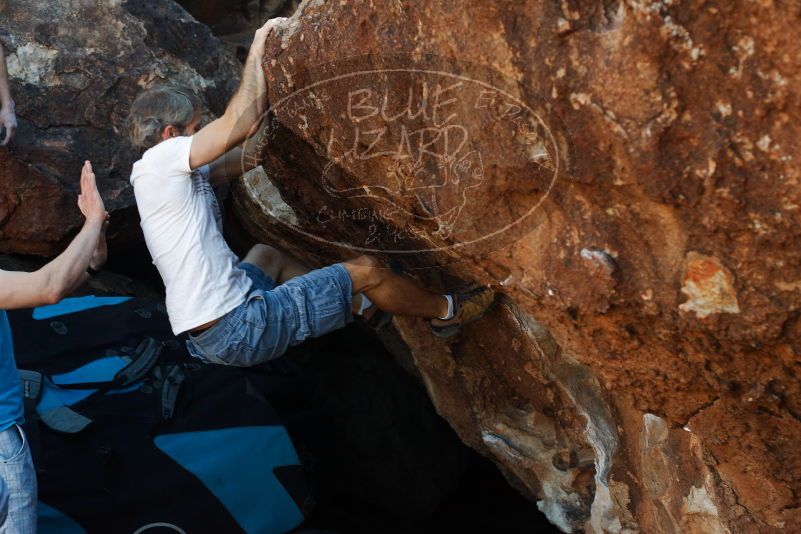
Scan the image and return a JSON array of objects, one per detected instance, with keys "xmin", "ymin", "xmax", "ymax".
[
  {"xmin": 214, "ymin": 253, "xmax": 493, "ymax": 364},
  {"xmin": 242, "ymin": 244, "xmax": 310, "ymax": 284},
  {"xmin": 342, "ymin": 255, "xmax": 449, "ymax": 318},
  {"xmin": 243, "ymin": 245, "xmax": 376, "ymax": 317}
]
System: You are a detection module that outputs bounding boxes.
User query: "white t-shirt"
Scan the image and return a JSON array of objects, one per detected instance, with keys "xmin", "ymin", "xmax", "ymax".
[{"xmin": 131, "ymin": 136, "xmax": 252, "ymax": 335}]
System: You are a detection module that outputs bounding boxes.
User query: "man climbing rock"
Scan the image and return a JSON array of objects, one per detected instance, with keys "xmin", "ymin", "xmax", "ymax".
[
  {"xmin": 0, "ymin": 161, "xmax": 109, "ymax": 533},
  {"xmin": 126, "ymin": 19, "xmax": 496, "ymax": 367}
]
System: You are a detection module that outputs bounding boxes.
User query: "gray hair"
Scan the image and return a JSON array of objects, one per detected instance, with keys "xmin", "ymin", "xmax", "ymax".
[{"xmin": 127, "ymin": 86, "xmax": 201, "ymax": 150}]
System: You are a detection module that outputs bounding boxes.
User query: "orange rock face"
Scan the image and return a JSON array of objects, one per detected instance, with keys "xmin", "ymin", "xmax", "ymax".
[{"xmin": 230, "ymin": 1, "xmax": 800, "ymax": 531}]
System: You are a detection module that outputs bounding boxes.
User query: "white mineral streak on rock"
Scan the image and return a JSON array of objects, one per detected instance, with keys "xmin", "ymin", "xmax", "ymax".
[
  {"xmin": 684, "ymin": 485, "xmax": 721, "ymax": 517},
  {"xmin": 273, "ymin": 0, "xmax": 320, "ymax": 49},
  {"xmin": 580, "ymin": 248, "xmax": 616, "ymax": 275},
  {"xmin": 6, "ymin": 43, "xmax": 60, "ymax": 87},
  {"xmin": 480, "ymin": 420, "xmax": 581, "ymax": 534},
  {"xmin": 679, "ymin": 252, "xmax": 740, "ymax": 318},
  {"xmin": 242, "ymin": 167, "xmax": 299, "ymax": 225},
  {"xmin": 681, "ymin": 485, "xmax": 730, "ymax": 534},
  {"xmin": 642, "ymin": 413, "xmax": 731, "ymax": 534},
  {"xmin": 510, "ymin": 307, "xmax": 626, "ymax": 533}
]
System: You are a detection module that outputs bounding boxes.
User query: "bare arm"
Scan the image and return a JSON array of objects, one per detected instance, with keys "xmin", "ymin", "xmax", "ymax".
[
  {"xmin": 0, "ymin": 44, "xmax": 17, "ymax": 146},
  {"xmin": 206, "ymin": 118, "xmax": 271, "ymax": 186},
  {"xmin": 0, "ymin": 162, "xmax": 108, "ymax": 309},
  {"xmin": 189, "ymin": 18, "xmax": 284, "ymax": 170}
]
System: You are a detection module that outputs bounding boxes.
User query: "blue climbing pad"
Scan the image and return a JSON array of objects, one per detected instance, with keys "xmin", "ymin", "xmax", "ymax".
[
  {"xmin": 11, "ymin": 295, "xmax": 310, "ymax": 532},
  {"xmin": 36, "ymin": 356, "xmax": 140, "ymax": 413},
  {"xmin": 154, "ymin": 426, "xmax": 304, "ymax": 534},
  {"xmin": 33, "ymin": 296, "xmax": 132, "ymax": 320},
  {"xmin": 38, "ymin": 501, "xmax": 86, "ymax": 534}
]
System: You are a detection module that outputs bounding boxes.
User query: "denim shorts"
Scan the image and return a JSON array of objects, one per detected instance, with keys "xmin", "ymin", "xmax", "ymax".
[
  {"xmin": 0, "ymin": 424, "xmax": 36, "ymax": 533},
  {"xmin": 186, "ymin": 262, "xmax": 354, "ymax": 366}
]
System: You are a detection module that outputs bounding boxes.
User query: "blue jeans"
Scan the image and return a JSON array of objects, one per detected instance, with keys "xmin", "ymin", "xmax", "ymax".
[
  {"xmin": 0, "ymin": 424, "xmax": 36, "ymax": 534},
  {"xmin": 187, "ymin": 262, "xmax": 354, "ymax": 366}
]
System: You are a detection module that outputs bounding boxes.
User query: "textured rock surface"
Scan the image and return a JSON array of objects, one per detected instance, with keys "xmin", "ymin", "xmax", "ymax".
[
  {"xmin": 175, "ymin": 0, "xmax": 300, "ymax": 63},
  {"xmin": 231, "ymin": 1, "xmax": 801, "ymax": 532},
  {"xmin": 0, "ymin": 0, "xmax": 239, "ymax": 255},
  {"xmin": 176, "ymin": 0, "xmax": 299, "ymax": 37}
]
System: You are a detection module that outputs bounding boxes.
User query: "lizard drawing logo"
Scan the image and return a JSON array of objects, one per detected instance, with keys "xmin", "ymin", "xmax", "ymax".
[{"xmin": 321, "ymin": 85, "xmax": 485, "ymax": 240}]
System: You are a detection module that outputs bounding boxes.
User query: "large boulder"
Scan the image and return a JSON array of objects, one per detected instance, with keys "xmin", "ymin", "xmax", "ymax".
[
  {"xmin": 0, "ymin": 0, "xmax": 240, "ymax": 256},
  {"xmin": 231, "ymin": 1, "xmax": 801, "ymax": 532}
]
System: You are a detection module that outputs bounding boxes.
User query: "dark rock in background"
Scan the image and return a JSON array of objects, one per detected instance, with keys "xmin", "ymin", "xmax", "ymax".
[
  {"xmin": 175, "ymin": 0, "xmax": 298, "ymax": 36},
  {"xmin": 175, "ymin": 0, "xmax": 300, "ymax": 62},
  {"xmin": 0, "ymin": 0, "xmax": 240, "ymax": 256}
]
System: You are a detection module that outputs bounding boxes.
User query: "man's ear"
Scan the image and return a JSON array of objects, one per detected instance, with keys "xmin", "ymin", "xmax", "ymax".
[{"xmin": 161, "ymin": 125, "xmax": 177, "ymax": 141}]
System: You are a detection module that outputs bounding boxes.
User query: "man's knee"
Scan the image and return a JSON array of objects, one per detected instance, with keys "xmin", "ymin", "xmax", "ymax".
[
  {"xmin": 348, "ymin": 254, "xmax": 381, "ymax": 269},
  {"xmin": 244, "ymin": 244, "xmax": 283, "ymax": 279},
  {"xmin": 343, "ymin": 255, "xmax": 385, "ymax": 292},
  {"xmin": 246, "ymin": 244, "xmax": 279, "ymax": 263}
]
